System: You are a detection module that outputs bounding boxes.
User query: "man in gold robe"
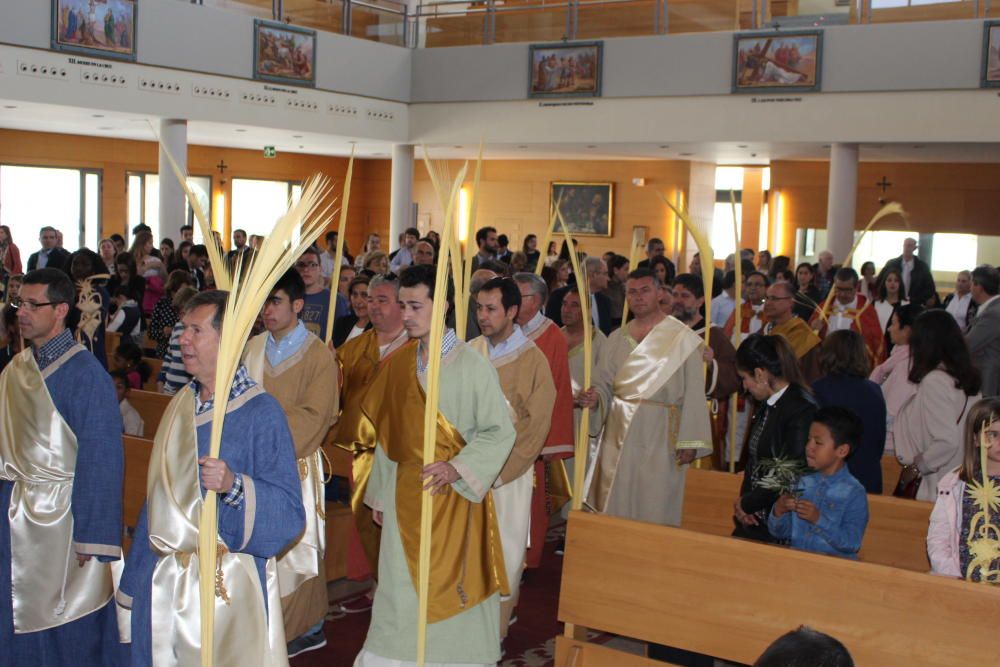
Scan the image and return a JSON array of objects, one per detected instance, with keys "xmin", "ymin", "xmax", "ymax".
[
  {"xmin": 333, "ymin": 273, "xmax": 409, "ymax": 595},
  {"xmin": 355, "ymin": 264, "xmax": 515, "ymax": 666},
  {"xmin": 244, "ymin": 269, "xmax": 339, "ymax": 658},
  {"xmin": 578, "ymin": 268, "xmax": 712, "ymax": 526},
  {"xmin": 470, "ymin": 277, "xmax": 556, "ymax": 638}
]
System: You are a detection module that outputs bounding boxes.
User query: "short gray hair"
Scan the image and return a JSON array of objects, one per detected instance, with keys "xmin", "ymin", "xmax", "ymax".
[
  {"xmin": 513, "ymin": 272, "xmax": 548, "ymax": 305},
  {"xmin": 368, "ymin": 273, "xmax": 399, "ymax": 297},
  {"xmin": 583, "ymin": 256, "xmax": 604, "ymax": 277}
]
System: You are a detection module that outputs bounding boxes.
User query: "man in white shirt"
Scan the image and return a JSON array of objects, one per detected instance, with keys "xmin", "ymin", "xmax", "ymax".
[{"xmin": 388, "ymin": 227, "xmax": 420, "ymax": 273}]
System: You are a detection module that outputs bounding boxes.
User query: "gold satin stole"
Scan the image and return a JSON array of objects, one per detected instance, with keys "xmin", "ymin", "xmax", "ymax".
[
  {"xmin": 335, "ymin": 330, "xmax": 413, "ymax": 574},
  {"xmin": 768, "ymin": 317, "xmax": 820, "ymax": 359},
  {"xmin": 359, "ymin": 344, "xmax": 509, "ymax": 623},
  {"xmin": 0, "ymin": 346, "xmax": 114, "ymax": 633},
  {"xmin": 244, "ymin": 334, "xmax": 326, "ymax": 596},
  {"xmin": 145, "ymin": 386, "xmax": 288, "ymax": 667},
  {"xmin": 586, "ymin": 318, "xmax": 704, "ymax": 513}
]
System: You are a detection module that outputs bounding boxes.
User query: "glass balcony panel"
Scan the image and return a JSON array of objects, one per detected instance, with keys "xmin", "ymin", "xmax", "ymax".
[
  {"xmin": 352, "ymin": 0, "xmax": 408, "ymax": 46},
  {"xmin": 283, "ymin": 0, "xmax": 346, "ymax": 32},
  {"xmin": 762, "ymin": 0, "xmax": 854, "ymax": 28},
  {"xmin": 667, "ymin": 0, "xmax": 740, "ymax": 34},
  {"xmin": 869, "ymin": 0, "xmax": 977, "ymax": 23},
  {"xmin": 418, "ymin": 2, "xmax": 490, "ymax": 47},
  {"xmin": 575, "ymin": 0, "xmax": 659, "ymax": 40},
  {"xmin": 201, "ymin": 0, "xmax": 275, "ymax": 19},
  {"xmin": 492, "ymin": 3, "xmax": 573, "ymax": 44}
]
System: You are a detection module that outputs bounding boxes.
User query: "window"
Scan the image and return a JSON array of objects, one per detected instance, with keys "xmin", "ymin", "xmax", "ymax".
[
  {"xmin": 930, "ymin": 233, "xmax": 977, "ymax": 273},
  {"xmin": 231, "ymin": 178, "xmax": 302, "ymax": 240},
  {"xmin": 0, "ymin": 165, "xmax": 101, "ymax": 251},
  {"xmin": 710, "ymin": 167, "xmax": 743, "ymax": 258},
  {"xmin": 127, "ymin": 173, "xmax": 212, "ymax": 244},
  {"xmin": 851, "ymin": 230, "xmax": 911, "ymax": 271}
]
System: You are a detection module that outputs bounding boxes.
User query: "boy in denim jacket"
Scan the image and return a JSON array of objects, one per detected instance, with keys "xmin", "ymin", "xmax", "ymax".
[{"xmin": 768, "ymin": 406, "xmax": 870, "ymax": 559}]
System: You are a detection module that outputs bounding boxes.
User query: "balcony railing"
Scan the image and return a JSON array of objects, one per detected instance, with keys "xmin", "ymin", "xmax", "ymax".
[{"xmin": 189, "ymin": 0, "xmax": 995, "ymax": 48}]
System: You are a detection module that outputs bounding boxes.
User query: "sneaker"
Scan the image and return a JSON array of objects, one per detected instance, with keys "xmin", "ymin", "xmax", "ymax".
[
  {"xmin": 337, "ymin": 595, "xmax": 373, "ymax": 614},
  {"xmin": 287, "ymin": 628, "xmax": 327, "ymax": 658},
  {"xmin": 554, "ymin": 539, "xmax": 566, "ymax": 555}
]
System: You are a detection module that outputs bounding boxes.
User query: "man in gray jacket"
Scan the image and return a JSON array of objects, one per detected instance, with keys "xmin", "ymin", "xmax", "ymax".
[{"xmin": 966, "ymin": 264, "xmax": 1000, "ymax": 397}]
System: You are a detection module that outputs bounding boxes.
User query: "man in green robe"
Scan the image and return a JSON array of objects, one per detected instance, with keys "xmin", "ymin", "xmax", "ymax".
[{"xmin": 355, "ymin": 264, "xmax": 515, "ymax": 667}]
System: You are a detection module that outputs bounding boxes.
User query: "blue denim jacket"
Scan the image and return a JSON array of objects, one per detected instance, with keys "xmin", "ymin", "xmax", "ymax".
[{"xmin": 767, "ymin": 465, "xmax": 869, "ymax": 559}]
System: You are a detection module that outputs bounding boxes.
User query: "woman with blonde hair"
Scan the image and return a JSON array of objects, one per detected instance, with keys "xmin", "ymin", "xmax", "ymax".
[
  {"xmin": 129, "ymin": 230, "xmax": 166, "ymax": 315},
  {"xmin": 362, "ymin": 250, "xmax": 389, "ymax": 276}
]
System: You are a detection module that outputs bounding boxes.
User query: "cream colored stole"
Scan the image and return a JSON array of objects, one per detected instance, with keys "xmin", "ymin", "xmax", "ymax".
[
  {"xmin": 0, "ymin": 346, "xmax": 114, "ymax": 633},
  {"xmin": 146, "ymin": 386, "xmax": 288, "ymax": 667},
  {"xmin": 585, "ymin": 317, "xmax": 703, "ymax": 512},
  {"xmin": 244, "ymin": 334, "xmax": 325, "ymax": 595}
]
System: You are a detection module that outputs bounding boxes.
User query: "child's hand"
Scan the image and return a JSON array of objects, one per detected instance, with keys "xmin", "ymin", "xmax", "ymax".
[
  {"xmin": 795, "ymin": 499, "xmax": 821, "ymax": 524},
  {"xmin": 772, "ymin": 494, "xmax": 796, "ymax": 517}
]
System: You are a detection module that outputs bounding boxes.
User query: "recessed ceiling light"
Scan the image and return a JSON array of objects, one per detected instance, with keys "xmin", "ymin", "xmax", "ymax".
[
  {"xmin": 92, "ymin": 114, "xmax": 105, "ymax": 118},
  {"xmin": 97, "ymin": 126, "xmax": 114, "ymax": 131},
  {"xmin": 680, "ymin": 152, "xmax": 694, "ymax": 156},
  {"xmin": 453, "ymin": 145, "xmax": 463, "ymax": 149},
  {"xmin": 293, "ymin": 135, "xmax": 303, "ymax": 139},
  {"xmin": 658, "ymin": 145, "xmax": 670, "ymax": 149},
  {"xmin": 738, "ymin": 144, "xmax": 748, "ymax": 148},
  {"xmin": 912, "ymin": 144, "xmax": 924, "ymax": 149},
  {"xmin": 586, "ymin": 145, "xmax": 597, "ymax": 149},
  {"xmin": 518, "ymin": 145, "xmax": 528, "ymax": 149},
  {"xmin": 822, "ymin": 144, "xmax": 831, "ymax": 149},
  {"xmin": 2, "ymin": 105, "xmax": 17, "ymax": 110},
  {"xmin": 298, "ymin": 145, "xmax": 304, "ymax": 149},
  {"xmin": 235, "ymin": 129, "xmax": 247, "ymax": 133}
]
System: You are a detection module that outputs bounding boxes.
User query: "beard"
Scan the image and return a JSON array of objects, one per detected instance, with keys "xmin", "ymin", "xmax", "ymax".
[{"xmin": 672, "ymin": 305, "xmax": 697, "ymax": 323}]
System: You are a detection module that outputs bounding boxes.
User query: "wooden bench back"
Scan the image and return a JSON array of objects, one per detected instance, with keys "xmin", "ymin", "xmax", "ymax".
[
  {"xmin": 142, "ymin": 357, "xmax": 163, "ymax": 392},
  {"xmin": 560, "ymin": 511, "xmax": 999, "ymax": 666},
  {"xmin": 682, "ymin": 467, "xmax": 932, "ymax": 572},
  {"xmin": 129, "ymin": 389, "xmax": 172, "ymax": 437}
]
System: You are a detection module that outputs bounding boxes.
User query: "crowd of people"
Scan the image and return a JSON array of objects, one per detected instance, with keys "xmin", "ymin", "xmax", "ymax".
[{"xmin": 0, "ymin": 219, "xmax": 997, "ymax": 666}]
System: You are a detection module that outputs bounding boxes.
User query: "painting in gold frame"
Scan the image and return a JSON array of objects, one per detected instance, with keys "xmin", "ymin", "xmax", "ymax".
[{"xmin": 550, "ymin": 182, "xmax": 613, "ymax": 237}]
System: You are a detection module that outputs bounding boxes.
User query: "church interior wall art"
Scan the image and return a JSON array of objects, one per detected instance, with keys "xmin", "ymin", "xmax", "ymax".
[
  {"xmin": 732, "ymin": 31, "xmax": 823, "ymax": 94},
  {"xmin": 51, "ymin": 0, "xmax": 137, "ymax": 62},
  {"xmin": 528, "ymin": 42, "xmax": 603, "ymax": 99}
]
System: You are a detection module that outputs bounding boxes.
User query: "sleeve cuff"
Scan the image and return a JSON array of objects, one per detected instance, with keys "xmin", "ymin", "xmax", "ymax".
[
  {"xmin": 73, "ymin": 541, "xmax": 121, "ymax": 560},
  {"xmin": 115, "ymin": 588, "xmax": 133, "ymax": 610},
  {"xmin": 450, "ymin": 460, "xmax": 486, "ymax": 500},
  {"xmin": 239, "ymin": 476, "xmax": 256, "ymax": 551},
  {"xmin": 222, "ymin": 473, "xmax": 245, "ymax": 508}
]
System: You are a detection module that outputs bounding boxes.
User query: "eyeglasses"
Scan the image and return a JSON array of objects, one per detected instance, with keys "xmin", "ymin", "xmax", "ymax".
[
  {"xmin": 295, "ymin": 262, "xmax": 320, "ymax": 270},
  {"xmin": 9, "ymin": 297, "xmax": 64, "ymax": 311},
  {"xmin": 763, "ymin": 296, "xmax": 792, "ymax": 301}
]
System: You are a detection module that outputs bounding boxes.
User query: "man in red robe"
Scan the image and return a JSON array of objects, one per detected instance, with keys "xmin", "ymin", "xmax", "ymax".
[
  {"xmin": 809, "ymin": 266, "xmax": 884, "ymax": 365},
  {"xmin": 513, "ymin": 272, "xmax": 574, "ymax": 568}
]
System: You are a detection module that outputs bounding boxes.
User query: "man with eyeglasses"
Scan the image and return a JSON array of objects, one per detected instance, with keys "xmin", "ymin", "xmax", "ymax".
[
  {"xmin": 545, "ymin": 257, "xmax": 614, "ymax": 336},
  {"xmin": 809, "ymin": 267, "xmax": 884, "ymax": 365},
  {"xmin": 296, "ymin": 247, "xmax": 348, "ymax": 343},
  {"xmin": 763, "ymin": 280, "xmax": 822, "ymax": 383},
  {"xmin": 26, "ymin": 226, "xmax": 71, "ymax": 274},
  {"xmin": 0, "ymin": 268, "xmax": 124, "ymax": 665}
]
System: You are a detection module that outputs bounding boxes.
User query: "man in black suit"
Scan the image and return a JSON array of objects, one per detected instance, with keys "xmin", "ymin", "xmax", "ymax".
[
  {"xmin": 880, "ymin": 237, "xmax": 937, "ymax": 307},
  {"xmin": 26, "ymin": 226, "xmax": 71, "ymax": 274},
  {"xmin": 545, "ymin": 256, "xmax": 614, "ymax": 335},
  {"xmin": 636, "ymin": 237, "xmax": 676, "ymax": 278}
]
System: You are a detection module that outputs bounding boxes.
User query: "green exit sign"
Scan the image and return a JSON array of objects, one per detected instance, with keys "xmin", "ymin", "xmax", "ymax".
[{"xmin": 263, "ymin": 146, "xmax": 277, "ymax": 158}]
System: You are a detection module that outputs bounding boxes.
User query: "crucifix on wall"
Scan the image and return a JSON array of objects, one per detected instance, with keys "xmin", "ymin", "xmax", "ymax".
[
  {"xmin": 217, "ymin": 160, "xmax": 228, "ymax": 186},
  {"xmin": 875, "ymin": 176, "xmax": 892, "ymax": 204}
]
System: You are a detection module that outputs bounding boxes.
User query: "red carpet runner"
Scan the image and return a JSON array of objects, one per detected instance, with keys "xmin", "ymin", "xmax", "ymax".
[{"xmin": 293, "ymin": 524, "xmax": 568, "ymax": 667}]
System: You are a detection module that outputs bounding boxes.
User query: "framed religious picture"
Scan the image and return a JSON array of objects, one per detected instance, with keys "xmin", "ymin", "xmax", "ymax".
[
  {"xmin": 550, "ymin": 182, "xmax": 613, "ymax": 237},
  {"xmin": 528, "ymin": 41, "xmax": 603, "ymax": 99},
  {"xmin": 253, "ymin": 20, "xmax": 317, "ymax": 87},
  {"xmin": 51, "ymin": 0, "xmax": 137, "ymax": 62},
  {"xmin": 732, "ymin": 30, "xmax": 823, "ymax": 94},
  {"xmin": 981, "ymin": 21, "xmax": 1000, "ymax": 87}
]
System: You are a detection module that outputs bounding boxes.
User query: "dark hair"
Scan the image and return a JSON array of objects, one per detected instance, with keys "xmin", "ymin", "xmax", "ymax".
[
  {"xmin": 908, "ymin": 309, "xmax": 981, "ymax": 394},
  {"xmin": 818, "ymin": 330, "xmax": 870, "ymax": 378},
  {"xmin": 115, "ymin": 251, "xmax": 136, "ymax": 274},
  {"xmin": 115, "ymin": 341, "xmax": 150, "ymax": 383},
  {"xmin": 161, "ymin": 237, "xmax": 175, "ymax": 251},
  {"xmin": 497, "ymin": 234, "xmax": 509, "ymax": 247},
  {"xmin": 891, "ymin": 302, "xmax": 923, "ymax": 330},
  {"xmin": 348, "ymin": 275, "xmax": 371, "ymax": 296},
  {"xmin": 22, "ymin": 268, "xmax": 75, "ymax": 307},
  {"xmin": 608, "ymin": 254, "xmax": 629, "ymax": 273},
  {"xmin": 795, "ymin": 262, "xmax": 814, "ymax": 277},
  {"xmin": 877, "ymin": 268, "xmax": 907, "ymax": 302},
  {"xmin": 110, "ymin": 233, "xmax": 126, "ymax": 247},
  {"xmin": 745, "ymin": 271, "xmax": 770, "ymax": 287},
  {"xmin": 271, "ymin": 268, "xmax": 306, "ymax": 303},
  {"xmin": 131, "ymin": 223, "xmax": 151, "ymax": 236},
  {"xmin": 475, "ymin": 226, "xmax": 496, "ymax": 248},
  {"xmin": 478, "ymin": 277, "xmax": 521, "ymax": 318},
  {"xmin": 400, "ymin": 263, "xmax": 453, "ymax": 304},
  {"xmin": 233, "ymin": 228, "xmax": 247, "ymax": 237},
  {"xmin": 182, "ymin": 290, "xmax": 228, "ymax": 331},
  {"xmin": 404, "ymin": 227, "xmax": 420, "ymax": 239},
  {"xmin": 721, "ymin": 270, "xmax": 737, "ymax": 291},
  {"xmin": 758, "ymin": 250, "xmax": 772, "ymax": 262},
  {"xmin": 627, "ymin": 267, "xmax": 661, "ymax": 288},
  {"xmin": 741, "ymin": 258, "xmax": 756, "ymax": 276},
  {"xmin": 672, "ymin": 273, "xmax": 704, "ymax": 300},
  {"xmin": 522, "ymin": 234, "xmax": 537, "ymax": 254},
  {"xmin": 112, "ymin": 287, "xmax": 132, "ymax": 300},
  {"xmin": 769, "ymin": 255, "xmax": 791, "ymax": 278},
  {"xmin": 971, "ymin": 264, "xmax": 999, "ymax": 296},
  {"xmin": 834, "ymin": 266, "xmax": 858, "ymax": 285},
  {"xmin": 736, "ymin": 334, "xmax": 809, "ymax": 392},
  {"xmin": 179, "ymin": 225, "xmax": 193, "ymax": 234},
  {"xmin": 960, "ymin": 398, "xmax": 1000, "ymax": 483},
  {"xmin": 648, "ymin": 255, "xmax": 675, "ymax": 284},
  {"xmin": 753, "ymin": 626, "xmax": 854, "ymax": 667},
  {"xmin": 813, "ymin": 406, "xmax": 864, "ymax": 455},
  {"xmin": 69, "ymin": 248, "xmax": 105, "ymax": 281},
  {"xmin": 108, "ymin": 369, "xmax": 131, "ymax": 389},
  {"xmin": 860, "ymin": 260, "xmax": 876, "ymax": 276},
  {"xmin": 325, "ymin": 230, "xmax": 338, "ymax": 244},
  {"xmin": 177, "ymin": 240, "xmax": 193, "ymax": 255},
  {"xmin": 558, "ymin": 238, "xmax": 578, "ymax": 262},
  {"xmin": 189, "ymin": 244, "xmax": 209, "ymax": 259},
  {"xmin": 646, "ymin": 237, "xmax": 664, "ymax": 252}
]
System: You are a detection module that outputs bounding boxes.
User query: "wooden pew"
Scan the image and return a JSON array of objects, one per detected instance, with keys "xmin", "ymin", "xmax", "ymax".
[
  {"xmin": 558, "ymin": 512, "xmax": 1000, "ymax": 667},
  {"xmin": 122, "ymin": 435, "xmax": 154, "ymax": 554},
  {"xmin": 129, "ymin": 389, "xmax": 172, "ymax": 438},
  {"xmin": 105, "ymin": 331, "xmax": 121, "ymax": 359},
  {"xmin": 142, "ymin": 357, "xmax": 163, "ymax": 392},
  {"xmin": 881, "ymin": 454, "xmax": 903, "ymax": 495},
  {"xmin": 681, "ymin": 467, "xmax": 933, "ymax": 572}
]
